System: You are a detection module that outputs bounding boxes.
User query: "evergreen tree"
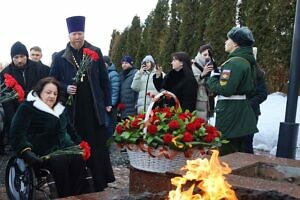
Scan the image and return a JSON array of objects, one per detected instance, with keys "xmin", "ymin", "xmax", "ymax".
[
  {"xmin": 177, "ymin": 0, "xmax": 206, "ymax": 56},
  {"xmin": 204, "ymin": 0, "xmax": 235, "ymax": 64},
  {"xmin": 126, "ymin": 16, "xmax": 142, "ymax": 63},
  {"xmin": 136, "ymin": 12, "xmax": 155, "ymax": 67},
  {"xmin": 146, "ymin": 0, "xmax": 169, "ymax": 64},
  {"xmin": 161, "ymin": 0, "xmax": 180, "ymax": 70},
  {"xmin": 111, "ymin": 28, "xmax": 129, "ymax": 71}
]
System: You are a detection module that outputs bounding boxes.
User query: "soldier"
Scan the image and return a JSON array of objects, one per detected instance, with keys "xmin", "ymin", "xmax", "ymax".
[{"xmin": 207, "ymin": 26, "xmax": 258, "ymax": 155}]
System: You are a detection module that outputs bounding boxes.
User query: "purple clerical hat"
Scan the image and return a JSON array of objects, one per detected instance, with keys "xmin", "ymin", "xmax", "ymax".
[{"xmin": 66, "ymin": 16, "xmax": 85, "ymax": 33}]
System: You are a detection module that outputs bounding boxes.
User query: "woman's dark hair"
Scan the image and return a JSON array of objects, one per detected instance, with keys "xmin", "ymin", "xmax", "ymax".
[
  {"xmin": 171, "ymin": 51, "xmax": 194, "ymax": 77},
  {"xmin": 33, "ymin": 77, "xmax": 61, "ymax": 107}
]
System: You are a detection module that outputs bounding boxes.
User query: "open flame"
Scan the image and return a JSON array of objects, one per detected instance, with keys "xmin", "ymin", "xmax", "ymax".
[{"xmin": 169, "ymin": 150, "xmax": 238, "ymax": 200}]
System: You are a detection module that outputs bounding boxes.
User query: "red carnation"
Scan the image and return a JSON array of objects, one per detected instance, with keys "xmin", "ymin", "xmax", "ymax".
[
  {"xmin": 186, "ymin": 122, "xmax": 196, "ymax": 133},
  {"xmin": 169, "ymin": 120, "xmax": 180, "ymax": 130},
  {"xmin": 147, "ymin": 124, "xmax": 158, "ymax": 135},
  {"xmin": 163, "ymin": 133, "xmax": 173, "ymax": 144},
  {"xmin": 14, "ymin": 84, "xmax": 25, "ymax": 102},
  {"xmin": 4, "ymin": 73, "xmax": 17, "ymax": 88},
  {"xmin": 115, "ymin": 125, "xmax": 124, "ymax": 134},
  {"xmin": 131, "ymin": 119, "xmax": 140, "ymax": 129},
  {"xmin": 204, "ymin": 134, "xmax": 215, "ymax": 143},
  {"xmin": 182, "ymin": 131, "xmax": 193, "ymax": 142},
  {"xmin": 193, "ymin": 118, "xmax": 206, "ymax": 129},
  {"xmin": 117, "ymin": 103, "xmax": 125, "ymax": 111},
  {"xmin": 83, "ymin": 48, "xmax": 99, "ymax": 61},
  {"xmin": 80, "ymin": 140, "xmax": 91, "ymax": 160}
]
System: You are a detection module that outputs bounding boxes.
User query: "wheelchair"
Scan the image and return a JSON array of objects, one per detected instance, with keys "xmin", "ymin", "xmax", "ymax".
[{"xmin": 5, "ymin": 156, "xmax": 58, "ymax": 200}]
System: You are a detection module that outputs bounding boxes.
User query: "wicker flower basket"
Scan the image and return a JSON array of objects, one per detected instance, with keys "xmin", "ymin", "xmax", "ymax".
[
  {"xmin": 127, "ymin": 147, "xmax": 204, "ymax": 173},
  {"xmin": 127, "ymin": 91, "xmax": 205, "ymax": 173}
]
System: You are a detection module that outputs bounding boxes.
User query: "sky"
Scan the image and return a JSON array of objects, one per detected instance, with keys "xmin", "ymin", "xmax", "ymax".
[{"xmin": 0, "ymin": 0, "xmax": 159, "ymax": 66}]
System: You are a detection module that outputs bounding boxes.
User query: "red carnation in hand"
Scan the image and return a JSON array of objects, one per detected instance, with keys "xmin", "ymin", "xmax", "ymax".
[
  {"xmin": 14, "ymin": 84, "xmax": 25, "ymax": 102},
  {"xmin": 147, "ymin": 124, "xmax": 158, "ymax": 135},
  {"xmin": 83, "ymin": 48, "xmax": 99, "ymax": 61},
  {"xmin": 182, "ymin": 131, "xmax": 193, "ymax": 142},
  {"xmin": 163, "ymin": 133, "xmax": 173, "ymax": 144},
  {"xmin": 80, "ymin": 140, "xmax": 91, "ymax": 160},
  {"xmin": 4, "ymin": 73, "xmax": 17, "ymax": 88},
  {"xmin": 169, "ymin": 120, "xmax": 180, "ymax": 130},
  {"xmin": 115, "ymin": 125, "xmax": 124, "ymax": 134}
]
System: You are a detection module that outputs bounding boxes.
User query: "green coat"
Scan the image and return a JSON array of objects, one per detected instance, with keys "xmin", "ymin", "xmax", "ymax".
[
  {"xmin": 207, "ymin": 47, "xmax": 258, "ymax": 139},
  {"xmin": 10, "ymin": 92, "xmax": 81, "ymax": 156}
]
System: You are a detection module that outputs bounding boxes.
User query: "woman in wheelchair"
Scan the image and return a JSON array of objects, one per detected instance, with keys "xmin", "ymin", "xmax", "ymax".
[{"xmin": 9, "ymin": 77, "xmax": 90, "ymax": 198}]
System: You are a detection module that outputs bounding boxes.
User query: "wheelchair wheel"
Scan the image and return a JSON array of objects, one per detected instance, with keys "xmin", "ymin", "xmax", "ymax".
[{"xmin": 5, "ymin": 156, "xmax": 36, "ymax": 200}]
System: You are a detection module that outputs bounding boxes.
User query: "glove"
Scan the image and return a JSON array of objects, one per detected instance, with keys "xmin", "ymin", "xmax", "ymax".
[{"xmin": 22, "ymin": 150, "xmax": 44, "ymax": 169}]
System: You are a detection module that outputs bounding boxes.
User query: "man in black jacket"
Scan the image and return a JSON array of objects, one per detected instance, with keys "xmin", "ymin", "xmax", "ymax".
[{"xmin": 0, "ymin": 41, "xmax": 49, "ymax": 154}]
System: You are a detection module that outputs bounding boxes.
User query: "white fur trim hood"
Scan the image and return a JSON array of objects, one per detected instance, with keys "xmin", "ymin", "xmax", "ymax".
[{"xmin": 26, "ymin": 90, "xmax": 65, "ymax": 118}]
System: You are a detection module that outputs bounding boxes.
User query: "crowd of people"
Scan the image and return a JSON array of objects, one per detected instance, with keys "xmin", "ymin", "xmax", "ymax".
[{"xmin": 0, "ymin": 15, "xmax": 267, "ymax": 198}]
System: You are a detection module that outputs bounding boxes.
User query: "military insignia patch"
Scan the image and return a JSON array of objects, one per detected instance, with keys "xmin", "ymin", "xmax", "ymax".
[
  {"xmin": 221, "ymin": 70, "xmax": 231, "ymax": 80},
  {"xmin": 220, "ymin": 70, "xmax": 231, "ymax": 86}
]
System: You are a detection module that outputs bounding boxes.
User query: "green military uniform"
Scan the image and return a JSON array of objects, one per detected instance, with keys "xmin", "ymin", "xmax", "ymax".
[{"xmin": 207, "ymin": 47, "xmax": 258, "ymax": 153}]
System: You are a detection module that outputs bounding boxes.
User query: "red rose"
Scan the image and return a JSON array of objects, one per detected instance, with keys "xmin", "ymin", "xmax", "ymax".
[
  {"xmin": 182, "ymin": 131, "xmax": 193, "ymax": 142},
  {"xmin": 147, "ymin": 124, "xmax": 158, "ymax": 135},
  {"xmin": 163, "ymin": 133, "xmax": 173, "ymax": 144},
  {"xmin": 169, "ymin": 120, "xmax": 180, "ymax": 130},
  {"xmin": 115, "ymin": 125, "xmax": 124, "ymax": 134}
]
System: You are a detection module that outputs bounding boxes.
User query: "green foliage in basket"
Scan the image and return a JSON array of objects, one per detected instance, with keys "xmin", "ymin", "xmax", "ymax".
[
  {"xmin": 110, "ymin": 106, "xmax": 227, "ymax": 152},
  {"xmin": 143, "ymin": 106, "xmax": 227, "ymax": 151},
  {"xmin": 110, "ymin": 113, "xmax": 145, "ymax": 145}
]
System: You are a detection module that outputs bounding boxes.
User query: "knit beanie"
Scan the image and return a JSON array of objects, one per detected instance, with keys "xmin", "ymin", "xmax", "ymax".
[
  {"xmin": 141, "ymin": 55, "xmax": 155, "ymax": 64},
  {"xmin": 121, "ymin": 55, "xmax": 133, "ymax": 65},
  {"xmin": 227, "ymin": 26, "xmax": 255, "ymax": 47},
  {"xmin": 66, "ymin": 16, "xmax": 85, "ymax": 33},
  {"xmin": 11, "ymin": 41, "xmax": 28, "ymax": 58}
]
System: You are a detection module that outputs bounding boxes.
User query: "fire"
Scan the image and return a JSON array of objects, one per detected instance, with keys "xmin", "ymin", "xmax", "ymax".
[{"xmin": 168, "ymin": 150, "xmax": 238, "ymax": 200}]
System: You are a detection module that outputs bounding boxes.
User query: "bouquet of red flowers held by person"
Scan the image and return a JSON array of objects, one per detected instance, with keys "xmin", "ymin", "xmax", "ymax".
[
  {"xmin": 0, "ymin": 73, "xmax": 25, "ymax": 103},
  {"xmin": 41, "ymin": 141, "xmax": 91, "ymax": 161},
  {"xmin": 66, "ymin": 48, "xmax": 100, "ymax": 105}
]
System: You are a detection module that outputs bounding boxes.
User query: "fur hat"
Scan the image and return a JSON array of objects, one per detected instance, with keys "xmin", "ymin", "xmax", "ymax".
[
  {"xmin": 141, "ymin": 55, "xmax": 155, "ymax": 64},
  {"xmin": 121, "ymin": 55, "xmax": 133, "ymax": 65},
  {"xmin": 66, "ymin": 16, "xmax": 85, "ymax": 33},
  {"xmin": 227, "ymin": 26, "xmax": 254, "ymax": 47},
  {"xmin": 11, "ymin": 41, "xmax": 28, "ymax": 58},
  {"xmin": 103, "ymin": 56, "xmax": 112, "ymax": 66}
]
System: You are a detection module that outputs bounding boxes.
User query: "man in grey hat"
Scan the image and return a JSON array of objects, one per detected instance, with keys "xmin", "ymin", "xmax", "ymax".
[
  {"xmin": 49, "ymin": 16, "xmax": 115, "ymax": 193},
  {"xmin": 207, "ymin": 26, "xmax": 258, "ymax": 155}
]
